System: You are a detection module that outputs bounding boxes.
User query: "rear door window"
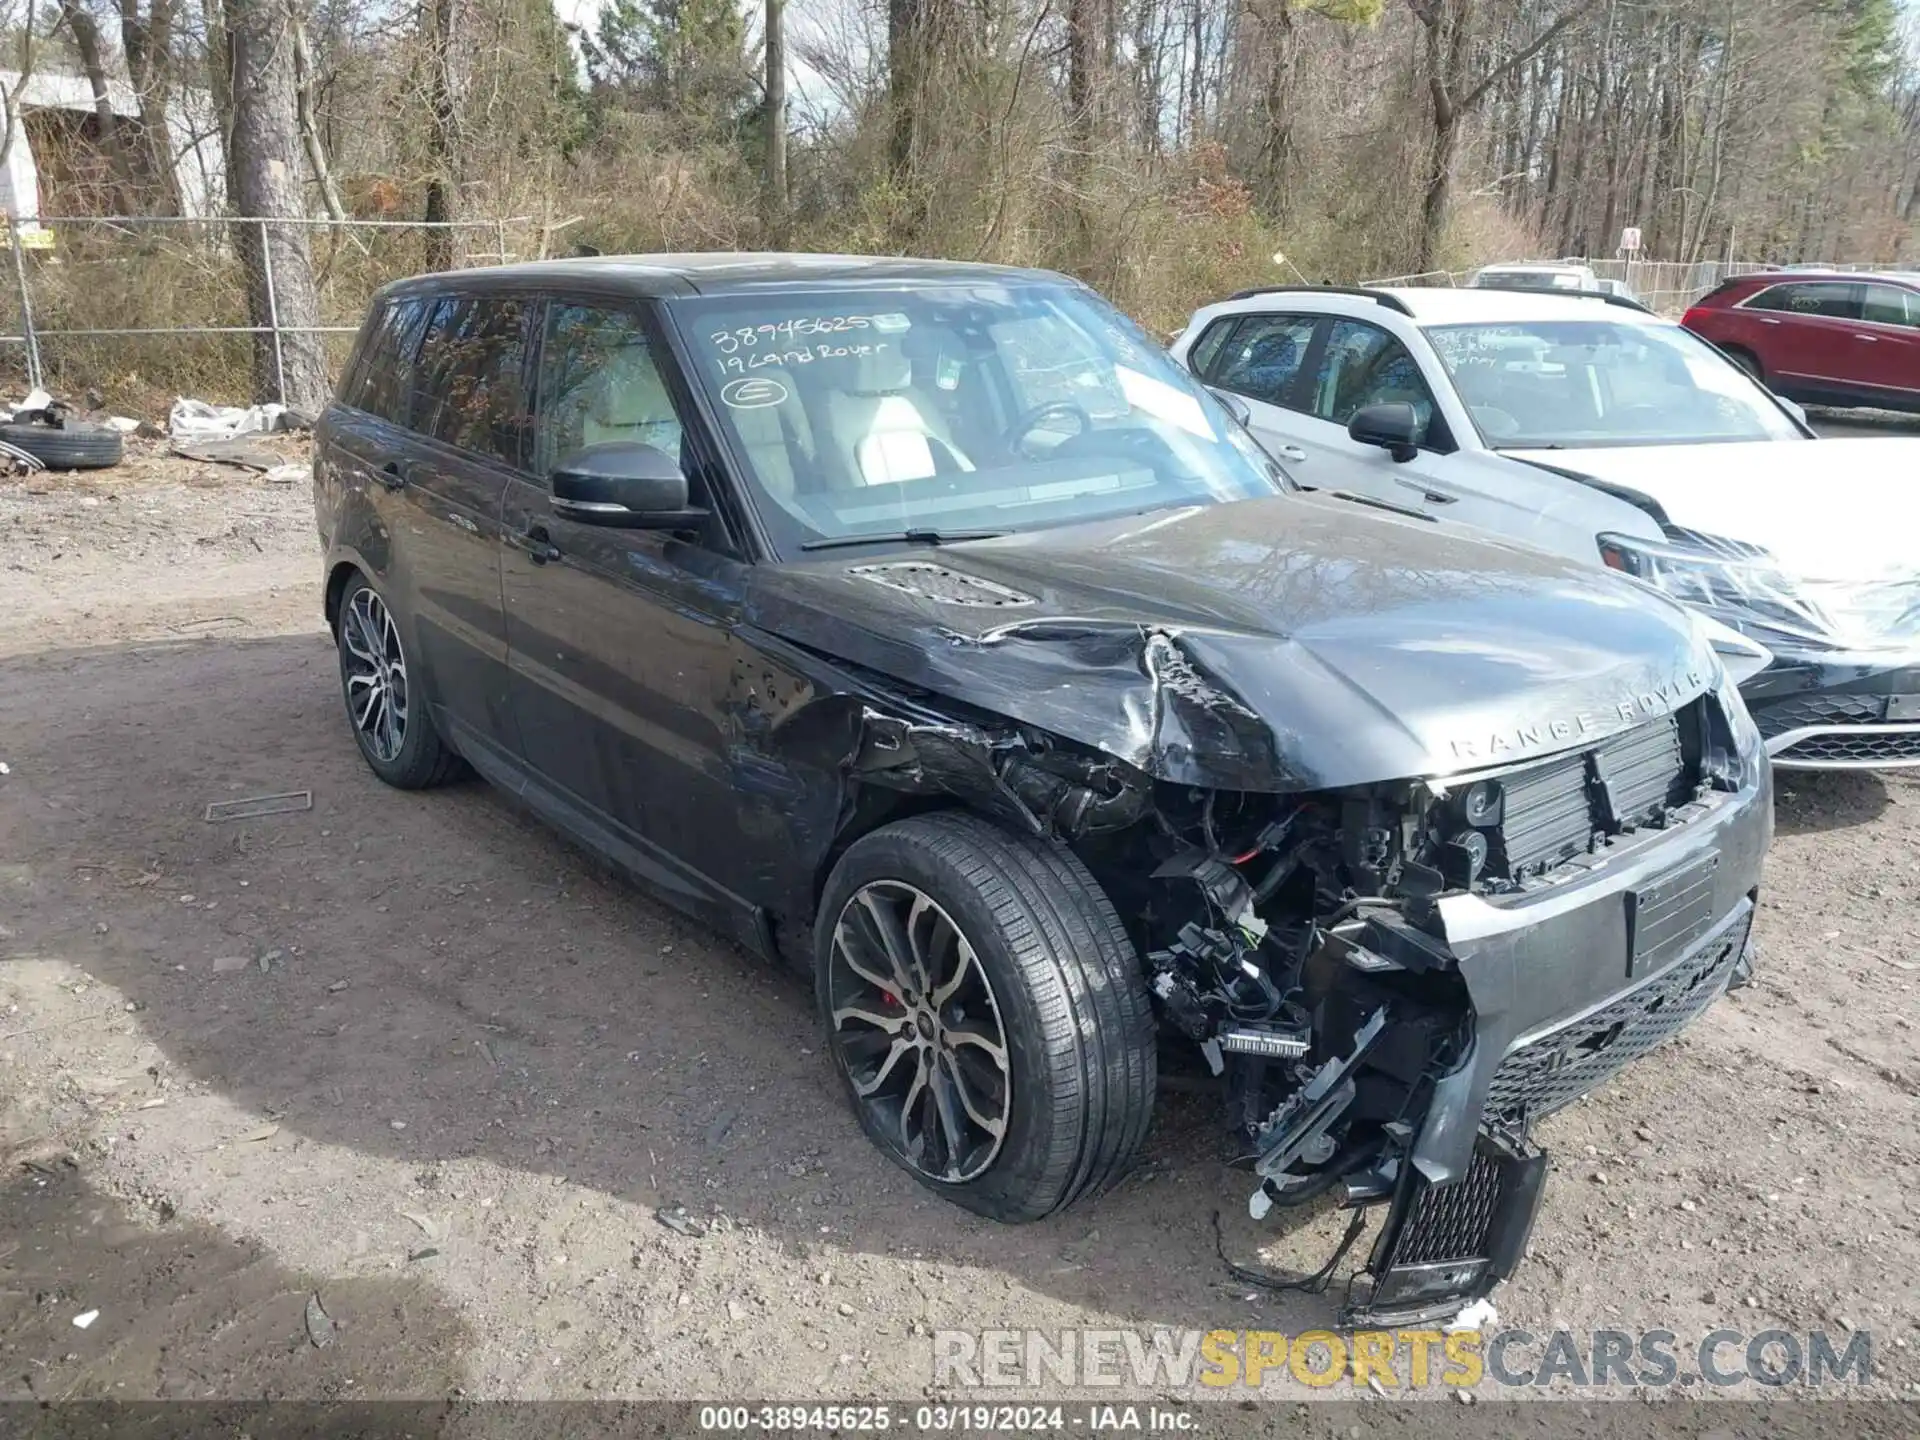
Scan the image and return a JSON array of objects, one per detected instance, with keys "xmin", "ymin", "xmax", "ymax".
[
  {"xmin": 412, "ymin": 295, "xmax": 534, "ymax": 464},
  {"xmin": 346, "ymin": 297, "xmax": 432, "ymax": 425},
  {"xmin": 1209, "ymin": 315, "xmax": 1317, "ymax": 410}
]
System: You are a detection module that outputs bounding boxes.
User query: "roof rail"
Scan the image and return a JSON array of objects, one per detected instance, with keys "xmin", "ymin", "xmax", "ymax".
[
  {"xmin": 1466, "ymin": 281, "xmax": 1654, "ymax": 315},
  {"xmin": 1226, "ymin": 284, "xmax": 1416, "ymax": 317}
]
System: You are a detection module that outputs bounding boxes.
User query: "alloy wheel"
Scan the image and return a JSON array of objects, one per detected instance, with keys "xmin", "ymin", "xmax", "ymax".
[
  {"xmin": 826, "ymin": 880, "xmax": 1011, "ymax": 1183},
  {"xmin": 341, "ymin": 588, "xmax": 409, "ymax": 764}
]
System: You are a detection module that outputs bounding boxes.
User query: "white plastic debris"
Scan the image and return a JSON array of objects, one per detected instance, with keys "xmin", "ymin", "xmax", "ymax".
[
  {"xmin": 264, "ymin": 462, "xmax": 310, "ymax": 486},
  {"xmin": 1447, "ymin": 1297, "xmax": 1498, "ymax": 1332},
  {"xmin": 103, "ymin": 416, "xmax": 141, "ymax": 434},
  {"xmin": 9, "ymin": 387, "xmax": 53, "ymax": 418},
  {"xmin": 71, "ymin": 1309, "xmax": 98, "ymax": 1329},
  {"xmin": 0, "ymin": 761, "xmax": 10, "ymax": 775},
  {"xmin": 1247, "ymin": 1184, "xmax": 1272, "ymax": 1221},
  {"xmin": 169, "ymin": 397, "xmax": 295, "ymax": 441}
]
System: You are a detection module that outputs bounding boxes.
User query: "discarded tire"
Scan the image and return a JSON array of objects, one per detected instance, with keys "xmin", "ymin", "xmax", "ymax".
[{"xmin": 0, "ymin": 419, "xmax": 124, "ymax": 469}]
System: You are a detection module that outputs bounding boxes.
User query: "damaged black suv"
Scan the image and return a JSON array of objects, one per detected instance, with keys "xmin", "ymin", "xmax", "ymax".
[{"xmin": 314, "ymin": 255, "xmax": 1771, "ymax": 1323}]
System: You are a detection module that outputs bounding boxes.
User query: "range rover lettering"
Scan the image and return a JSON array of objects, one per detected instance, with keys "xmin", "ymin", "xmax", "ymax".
[{"xmin": 314, "ymin": 255, "xmax": 1772, "ymax": 1324}]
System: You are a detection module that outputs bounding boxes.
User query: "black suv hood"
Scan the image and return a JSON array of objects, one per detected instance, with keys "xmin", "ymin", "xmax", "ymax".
[{"xmin": 745, "ymin": 494, "xmax": 1715, "ymax": 792}]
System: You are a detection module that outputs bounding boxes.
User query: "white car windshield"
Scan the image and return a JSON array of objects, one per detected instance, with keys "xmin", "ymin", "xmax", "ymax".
[
  {"xmin": 1424, "ymin": 319, "xmax": 1805, "ymax": 449},
  {"xmin": 669, "ymin": 282, "xmax": 1283, "ymax": 553}
]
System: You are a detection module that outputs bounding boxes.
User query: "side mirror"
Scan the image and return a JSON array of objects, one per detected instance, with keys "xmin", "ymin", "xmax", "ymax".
[
  {"xmin": 1777, "ymin": 396, "xmax": 1809, "ymax": 428},
  {"xmin": 1206, "ymin": 386, "xmax": 1252, "ymax": 429},
  {"xmin": 550, "ymin": 442, "xmax": 706, "ymax": 529},
  {"xmin": 1347, "ymin": 402, "xmax": 1421, "ymax": 463}
]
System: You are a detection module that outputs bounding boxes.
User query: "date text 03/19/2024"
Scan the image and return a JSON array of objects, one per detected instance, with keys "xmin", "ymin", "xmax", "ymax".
[{"xmin": 696, "ymin": 1405, "xmax": 1196, "ymax": 1432}]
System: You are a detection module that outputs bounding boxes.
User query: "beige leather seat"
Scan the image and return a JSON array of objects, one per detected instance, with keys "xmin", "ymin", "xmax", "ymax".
[
  {"xmin": 725, "ymin": 366, "xmax": 810, "ymax": 504},
  {"xmin": 583, "ymin": 340, "xmax": 684, "ymax": 458},
  {"xmin": 823, "ymin": 350, "xmax": 972, "ymax": 486}
]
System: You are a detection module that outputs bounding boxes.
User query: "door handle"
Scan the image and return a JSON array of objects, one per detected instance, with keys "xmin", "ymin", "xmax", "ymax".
[
  {"xmin": 1422, "ymin": 491, "xmax": 1457, "ymax": 506},
  {"xmin": 377, "ymin": 460, "xmax": 411, "ymax": 491},
  {"xmin": 1758, "ymin": 317, "xmax": 1783, "ymax": 325},
  {"xmin": 1275, "ymin": 444, "xmax": 1309, "ymax": 464},
  {"xmin": 508, "ymin": 526, "xmax": 562, "ymax": 565},
  {"xmin": 1853, "ymin": 333, "xmax": 1881, "ymax": 342}
]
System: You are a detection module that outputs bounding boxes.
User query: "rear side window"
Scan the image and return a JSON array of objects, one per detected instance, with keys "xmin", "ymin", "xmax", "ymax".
[
  {"xmin": 346, "ymin": 297, "xmax": 431, "ymax": 424},
  {"xmin": 1861, "ymin": 285, "xmax": 1920, "ymax": 328},
  {"xmin": 1745, "ymin": 282, "xmax": 1863, "ymax": 319},
  {"xmin": 1210, "ymin": 314, "xmax": 1317, "ymax": 408},
  {"xmin": 411, "ymin": 295, "xmax": 533, "ymax": 464}
]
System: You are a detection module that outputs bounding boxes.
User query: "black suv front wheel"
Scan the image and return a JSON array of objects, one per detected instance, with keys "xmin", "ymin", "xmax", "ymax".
[
  {"xmin": 816, "ymin": 812, "xmax": 1156, "ymax": 1221},
  {"xmin": 333, "ymin": 573, "xmax": 464, "ymax": 789}
]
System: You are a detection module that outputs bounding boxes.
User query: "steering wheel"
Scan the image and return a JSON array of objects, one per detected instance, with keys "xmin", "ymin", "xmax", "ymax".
[{"xmin": 1007, "ymin": 400, "xmax": 1092, "ymax": 456}]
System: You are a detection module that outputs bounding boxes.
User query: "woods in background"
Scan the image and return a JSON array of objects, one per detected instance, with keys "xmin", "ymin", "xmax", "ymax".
[{"xmin": 9, "ymin": 0, "xmax": 1920, "ymax": 373}]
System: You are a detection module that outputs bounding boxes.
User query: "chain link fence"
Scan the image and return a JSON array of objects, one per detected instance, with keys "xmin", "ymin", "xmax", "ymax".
[{"xmin": 0, "ymin": 214, "xmax": 549, "ymax": 407}]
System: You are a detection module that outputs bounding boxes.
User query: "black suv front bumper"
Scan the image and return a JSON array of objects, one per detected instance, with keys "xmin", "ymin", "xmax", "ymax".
[{"xmin": 1341, "ymin": 769, "xmax": 1772, "ymax": 1324}]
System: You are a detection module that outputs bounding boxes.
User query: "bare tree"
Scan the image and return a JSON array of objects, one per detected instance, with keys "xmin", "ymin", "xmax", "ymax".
[
  {"xmin": 1405, "ymin": 0, "xmax": 1595, "ymax": 269},
  {"xmin": 420, "ymin": 0, "xmax": 460, "ymax": 268},
  {"xmin": 764, "ymin": 0, "xmax": 786, "ymax": 239},
  {"xmin": 219, "ymin": 0, "xmax": 329, "ymax": 408}
]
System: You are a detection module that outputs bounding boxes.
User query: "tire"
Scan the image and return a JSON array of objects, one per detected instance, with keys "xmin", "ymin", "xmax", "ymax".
[
  {"xmin": 1725, "ymin": 347, "xmax": 1764, "ymax": 383},
  {"xmin": 332, "ymin": 574, "xmax": 465, "ymax": 789},
  {"xmin": 0, "ymin": 419, "xmax": 124, "ymax": 469},
  {"xmin": 816, "ymin": 811, "xmax": 1156, "ymax": 1222}
]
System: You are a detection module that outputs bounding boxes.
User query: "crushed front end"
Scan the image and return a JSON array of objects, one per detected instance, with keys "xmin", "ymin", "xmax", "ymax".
[{"xmin": 1066, "ymin": 673, "xmax": 1772, "ymax": 1324}]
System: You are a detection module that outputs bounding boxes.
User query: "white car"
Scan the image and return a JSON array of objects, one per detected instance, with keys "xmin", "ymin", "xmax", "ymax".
[
  {"xmin": 1170, "ymin": 283, "xmax": 1920, "ymax": 769},
  {"xmin": 1469, "ymin": 262, "xmax": 1601, "ymax": 294}
]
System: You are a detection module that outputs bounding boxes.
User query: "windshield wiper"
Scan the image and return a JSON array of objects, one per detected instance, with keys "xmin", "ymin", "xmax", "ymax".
[{"xmin": 799, "ymin": 527, "xmax": 1009, "ymax": 553}]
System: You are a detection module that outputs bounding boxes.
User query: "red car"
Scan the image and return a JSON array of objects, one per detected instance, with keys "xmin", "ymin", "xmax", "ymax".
[{"xmin": 1682, "ymin": 270, "xmax": 1920, "ymax": 412}]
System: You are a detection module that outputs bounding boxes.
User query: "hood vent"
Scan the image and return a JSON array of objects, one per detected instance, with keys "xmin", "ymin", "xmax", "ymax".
[{"xmin": 847, "ymin": 561, "xmax": 1036, "ymax": 608}]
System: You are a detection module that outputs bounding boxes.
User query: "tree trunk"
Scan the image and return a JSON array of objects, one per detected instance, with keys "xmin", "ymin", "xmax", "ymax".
[
  {"xmin": 886, "ymin": 0, "xmax": 922, "ymax": 184},
  {"xmin": 222, "ymin": 0, "xmax": 329, "ymax": 409},
  {"xmin": 119, "ymin": 0, "xmax": 183, "ymax": 213},
  {"xmin": 58, "ymin": 0, "xmax": 122, "ymax": 195},
  {"xmin": 421, "ymin": 0, "xmax": 459, "ymax": 270},
  {"xmin": 764, "ymin": 0, "xmax": 787, "ymax": 241}
]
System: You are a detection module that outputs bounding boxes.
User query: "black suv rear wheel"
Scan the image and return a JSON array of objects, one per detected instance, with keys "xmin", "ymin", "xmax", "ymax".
[
  {"xmin": 816, "ymin": 812, "xmax": 1156, "ymax": 1221},
  {"xmin": 333, "ymin": 573, "xmax": 464, "ymax": 789}
]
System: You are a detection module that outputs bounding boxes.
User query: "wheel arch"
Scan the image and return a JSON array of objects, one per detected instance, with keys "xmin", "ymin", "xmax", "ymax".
[{"xmin": 323, "ymin": 559, "xmax": 363, "ymax": 634}]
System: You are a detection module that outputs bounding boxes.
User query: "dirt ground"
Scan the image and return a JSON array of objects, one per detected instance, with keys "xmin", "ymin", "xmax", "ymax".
[{"xmin": 3, "ymin": 437, "xmax": 1920, "ymax": 1418}]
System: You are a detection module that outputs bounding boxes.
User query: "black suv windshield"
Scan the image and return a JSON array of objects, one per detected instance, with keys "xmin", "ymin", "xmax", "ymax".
[{"xmin": 666, "ymin": 281, "xmax": 1282, "ymax": 555}]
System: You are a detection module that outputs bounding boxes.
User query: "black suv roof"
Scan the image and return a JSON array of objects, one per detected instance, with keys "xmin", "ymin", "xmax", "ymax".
[{"xmin": 377, "ymin": 252, "xmax": 1062, "ymax": 303}]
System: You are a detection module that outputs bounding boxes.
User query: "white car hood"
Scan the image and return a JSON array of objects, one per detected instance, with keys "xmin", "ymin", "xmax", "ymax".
[{"xmin": 1505, "ymin": 438, "xmax": 1920, "ymax": 583}]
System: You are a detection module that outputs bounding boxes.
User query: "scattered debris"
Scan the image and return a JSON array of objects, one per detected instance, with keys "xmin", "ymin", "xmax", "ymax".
[
  {"xmin": 70, "ymin": 1310, "xmax": 98, "ymax": 1330},
  {"xmin": 303, "ymin": 1292, "xmax": 335, "ymax": 1348},
  {"xmin": 240, "ymin": 1124, "xmax": 279, "ymax": 1143},
  {"xmin": 264, "ymin": 463, "xmax": 310, "ymax": 486},
  {"xmin": 171, "ymin": 437, "xmax": 285, "ymax": 472},
  {"xmin": 169, "ymin": 398, "xmax": 306, "ymax": 441},
  {"xmin": 210, "ymin": 955, "xmax": 251, "ymax": 974},
  {"xmin": 655, "ymin": 1205, "xmax": 707, "ymax": 1238},
  {"xmin": 389, "ymin": 1119, "xmax": 407, "ymax": 1131},
  {"xmin": 326, "ymin": 979, "xmax": 350, "ymax": 993},
  {"xmin": 205, "ymin": 791, "xmax": 312, "ymax": 823},
  {"xmin": 407, "ymin": 1246, "xmax": 440, "ymax": 1263},
  {"xmin": 400, "ymin": 1211, "xmax": 442, "ymax": 1241},
  {"xmin": 1448, "ymin": 1298, "xmax": 1498, "ymax": 1332}
]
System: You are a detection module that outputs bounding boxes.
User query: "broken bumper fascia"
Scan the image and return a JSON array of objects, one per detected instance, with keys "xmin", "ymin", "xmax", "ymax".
[{"xmin": 1338, "ymin": 769, "xmax": 1772, "ymax": 1325}]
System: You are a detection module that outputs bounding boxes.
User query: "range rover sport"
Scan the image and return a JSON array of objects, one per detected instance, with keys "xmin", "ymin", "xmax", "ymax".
[{"xmin": 314, "ymin": 254, "xmax": 1771, "ymax": 1324}]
